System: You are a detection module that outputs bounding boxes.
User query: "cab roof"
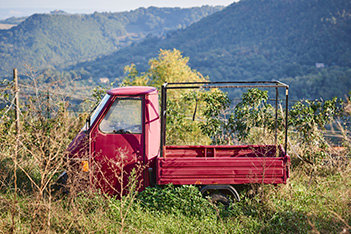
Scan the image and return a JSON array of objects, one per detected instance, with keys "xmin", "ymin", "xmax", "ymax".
[{"xmin": 107, "ymin": 86, "xmax": 157, "ymax": 96}]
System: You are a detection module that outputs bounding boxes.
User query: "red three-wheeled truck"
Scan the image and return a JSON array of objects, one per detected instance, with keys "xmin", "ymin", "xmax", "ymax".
[{"xmin": 63, "ymin": 81, "xmax": 290, "ymax": 202}]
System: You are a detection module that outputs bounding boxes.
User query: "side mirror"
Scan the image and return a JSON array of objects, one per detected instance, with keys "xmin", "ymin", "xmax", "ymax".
[{"xmin": 86, "ymin": 116, "xmax": 91, "ymax": 130}]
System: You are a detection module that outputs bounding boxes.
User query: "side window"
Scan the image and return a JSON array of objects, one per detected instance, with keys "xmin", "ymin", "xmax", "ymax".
[{"xmin": 99, "ymin": 98, "xmax": 142, "ymax": 134}]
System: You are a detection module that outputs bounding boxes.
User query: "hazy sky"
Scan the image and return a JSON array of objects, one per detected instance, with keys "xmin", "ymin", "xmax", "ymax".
[{"xmin": 0, "ymin": 0, "xmax": 237, "ymax": 19}]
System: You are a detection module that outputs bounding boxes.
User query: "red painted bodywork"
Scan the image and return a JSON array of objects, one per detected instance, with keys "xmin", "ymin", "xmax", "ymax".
[
  {"xmin": 66, "ymin": 86, "xmax": 290, "ymax": 196},
  {"xmin": 66, "ymin": 130, "xmax": 89, "ymax": 160},
  {"xmin": 89, "ymin": 87, "xmax": 160, "ymax": 194},
  {"xmin": 157, "ymin": 145, "xmax": 290, "ymax": 185}
]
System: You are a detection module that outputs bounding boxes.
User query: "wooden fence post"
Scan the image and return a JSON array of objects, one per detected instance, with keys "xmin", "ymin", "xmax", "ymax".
[
  {"xmin": 11, "ymin": 68, "xmax": 19, "ymax": 234},
  {"xmin": 14, "ymin": 68, "xmax": 20, "ymax": 141}
]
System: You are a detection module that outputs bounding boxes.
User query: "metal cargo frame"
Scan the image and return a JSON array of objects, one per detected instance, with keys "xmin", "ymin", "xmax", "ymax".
[{"xmin": 160, "ymin": 81, "xmax": 289, "ymax": 156}]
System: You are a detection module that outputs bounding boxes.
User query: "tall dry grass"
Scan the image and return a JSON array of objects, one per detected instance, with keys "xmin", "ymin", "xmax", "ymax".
[
  {"xmin": 0, "ymin": 70, "xmax": 350, "ymax": 233},
  {"xmin": 0, "ymin": 68, "xmax": 86, "ymax": 233}
]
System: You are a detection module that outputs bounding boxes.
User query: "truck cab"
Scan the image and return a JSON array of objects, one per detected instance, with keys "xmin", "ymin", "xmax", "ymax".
[{"xmin": 66, "ymin": 86, "xmax": 160, "ymax": 194}]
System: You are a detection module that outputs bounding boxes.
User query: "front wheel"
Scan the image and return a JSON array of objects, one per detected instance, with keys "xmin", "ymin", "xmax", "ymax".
[{"xmin": 51, "ymin": 171, "xmax": 69, "ymax": 195}]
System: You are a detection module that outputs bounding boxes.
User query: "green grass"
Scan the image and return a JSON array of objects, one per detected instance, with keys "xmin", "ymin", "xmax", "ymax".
[{"xmin": 1, "ymin": 163, "xmax": 350, "ymax": 233}]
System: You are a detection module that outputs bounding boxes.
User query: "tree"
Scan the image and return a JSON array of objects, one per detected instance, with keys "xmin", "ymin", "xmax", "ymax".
[
  {"xmin": 122, "ymin": 50, "xmax": 284, "ymax": 145},
  {"xmin": 289, "ymin": 97, "xmax": 344, "ymax": 147},
  {"xmin": 199, "ymin": 88, "xmax": 276, "ymax": 144},
  {"xmin": 122, "ymin": 48, "xmax": 206, "ymax": 87},
  {"xmin": 122, "ymin": 49, "xmax": 211, "ymax": 145}
]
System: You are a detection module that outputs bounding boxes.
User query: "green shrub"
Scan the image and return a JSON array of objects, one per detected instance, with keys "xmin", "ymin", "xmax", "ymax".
[{"xmin": 138, "ymin": 184, "xmax": 215, "ymax": 217}]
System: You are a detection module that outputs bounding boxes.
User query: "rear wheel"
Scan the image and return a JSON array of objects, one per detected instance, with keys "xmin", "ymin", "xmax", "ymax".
[
  {"xmin": 209, "ymin": 193, "xmax": 230, "ymax": 208},
  {"xmin": 200, "ymin": 184, "xmax": 240, "ymax": 202}
]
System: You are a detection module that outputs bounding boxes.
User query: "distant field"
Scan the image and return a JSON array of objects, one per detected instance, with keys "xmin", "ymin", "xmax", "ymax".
[{"xmin": 0, "ymin": 23, "xmax": 16, "ymax": 29}]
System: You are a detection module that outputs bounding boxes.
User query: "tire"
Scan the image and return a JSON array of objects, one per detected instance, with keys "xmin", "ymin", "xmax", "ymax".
[
  {"xmin": 210, "ymin": 193, "xmax": 230, "ymax": 208},
  {"xmin": 52, "ymin": 171, "xmax": 69, "ymax": 195}
]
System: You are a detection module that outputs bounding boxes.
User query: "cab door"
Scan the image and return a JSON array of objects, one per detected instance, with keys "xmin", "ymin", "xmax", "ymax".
[{"xmin": 90, "ymin": 96, "xmax": 144, "ymax": 195}]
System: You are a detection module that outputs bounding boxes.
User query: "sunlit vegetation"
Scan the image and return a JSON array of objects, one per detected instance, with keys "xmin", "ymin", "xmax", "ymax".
[
  {"xmin": 1, "ymin": 50, "xmax": 350, "ymax": 233},
  {"xmin": 0, "ymin": 1, "xmax": 350, "ymax": 232}
]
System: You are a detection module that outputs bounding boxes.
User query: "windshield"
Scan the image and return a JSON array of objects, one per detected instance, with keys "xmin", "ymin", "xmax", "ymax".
[
  {"xmin": 82, "ymin": 94, "xmax": 111, "ymax": 130},
  {"xmin": 99, "ymin": 98, "xmax": 142, "ymax": 134}
]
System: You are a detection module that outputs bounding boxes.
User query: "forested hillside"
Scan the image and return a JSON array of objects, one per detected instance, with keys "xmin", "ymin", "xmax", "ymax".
[
  {"xmin": 68, "ymin": 0, "xmax": 351, "ymax": 100},
  {"xmin": 0, "ymin": 16, "xmax": 27, "ymax": 26},
  {"xmin": 0, "ymin": 6, "xmax": 222, "ymax": 73}
]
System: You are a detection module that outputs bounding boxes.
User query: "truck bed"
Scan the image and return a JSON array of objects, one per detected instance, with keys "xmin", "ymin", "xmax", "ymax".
[{"xmin": 156, "ymin": 145, "xmax": 290, "ymax": 185}]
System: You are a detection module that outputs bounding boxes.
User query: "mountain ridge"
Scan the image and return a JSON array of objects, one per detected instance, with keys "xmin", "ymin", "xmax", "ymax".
[
  {"xmin": 0, "ymin": 6, "xmax": 223, "ymax": 72},
  {"xmin": 0, "ymin": 0, "xmax": 350, "ymax": 100},
  {"xmin": 67, "ymin": 0, "xmax": 351, "ymax": 99}
]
